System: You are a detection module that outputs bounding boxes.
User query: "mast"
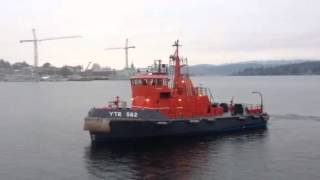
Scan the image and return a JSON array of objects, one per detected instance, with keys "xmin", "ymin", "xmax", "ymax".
[
  {"xmin": 125, "ymin": 38, "xmax": 129, "ymax": 69},
  {"xmin": 172, "ymin": 40, "xmax": 182, "ymax": 87},
  {"xmin": 32, "ymin": 29, "xmax": 39, "ymax": 72}
]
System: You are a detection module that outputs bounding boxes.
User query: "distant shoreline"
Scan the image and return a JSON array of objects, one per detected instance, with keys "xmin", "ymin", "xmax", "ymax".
[{"xmin": 233, "ymin": 61, "xmax": 320, "ymax": 76}]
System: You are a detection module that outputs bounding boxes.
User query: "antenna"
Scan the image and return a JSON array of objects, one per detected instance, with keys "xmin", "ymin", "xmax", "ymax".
[
  {"xmin": 105, "ymin": 38, "xmax": 135, "ymax": 69},
  {"xmin": 19, "ymin": 28, "xmax": 82, "ymax": 80}
]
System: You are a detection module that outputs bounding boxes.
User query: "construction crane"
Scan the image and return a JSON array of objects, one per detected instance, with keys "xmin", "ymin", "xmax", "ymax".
[
  {"xmin": 105, "ymin": 38, "xmax": 135, "ymax": 69},
  {"xmin": 85, "ymin": 61, "xmax": 92, "ymax": 72},
  {"xmin": 19, "ymin": 28, "xmax": 82, "ymax": 78}
]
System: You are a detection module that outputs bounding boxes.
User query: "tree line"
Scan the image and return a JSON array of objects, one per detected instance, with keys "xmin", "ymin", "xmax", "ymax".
[{"xmin": 0, "ymin": 59, "xmax": 83, "ymax": 77}]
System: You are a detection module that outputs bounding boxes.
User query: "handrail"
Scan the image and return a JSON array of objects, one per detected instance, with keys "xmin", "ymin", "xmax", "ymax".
[
  {"xmin": 207, "ymin": 88, "xmax": 214, "ymax": 103},
  {"xmin": 195, "ymin": 86, "xmax": 214, "ymax": 103}
]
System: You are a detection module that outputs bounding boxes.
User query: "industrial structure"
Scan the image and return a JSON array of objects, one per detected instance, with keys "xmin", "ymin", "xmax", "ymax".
[
  {"xmin": 19, "ymin": 28, "xmax": 82, "ymax": 80},
  {"xmin": 105, "ymin": 38, "xmax": 135, "ymax": 69}
]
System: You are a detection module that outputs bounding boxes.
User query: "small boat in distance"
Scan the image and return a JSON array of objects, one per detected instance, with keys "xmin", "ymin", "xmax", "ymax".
[{"xmin": 84, "ymin": 40, "xmax": 269, "ymax": 143}]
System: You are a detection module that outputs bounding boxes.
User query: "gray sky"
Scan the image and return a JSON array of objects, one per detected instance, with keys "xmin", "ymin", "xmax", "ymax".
[{"xmin": 1, "ymin": 0, "xmax": 320, "ymax": 69}]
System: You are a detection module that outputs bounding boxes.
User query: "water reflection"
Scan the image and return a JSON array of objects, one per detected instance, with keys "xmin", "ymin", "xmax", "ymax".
[{"xmin": 84, "ymin": 129, "xmax": 268, "ymax": 180}]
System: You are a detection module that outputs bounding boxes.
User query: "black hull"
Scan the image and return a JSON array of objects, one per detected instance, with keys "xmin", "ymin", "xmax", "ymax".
[{"xmin": 87, "ymin": 115, "xmax": 268, "ymax": 143}]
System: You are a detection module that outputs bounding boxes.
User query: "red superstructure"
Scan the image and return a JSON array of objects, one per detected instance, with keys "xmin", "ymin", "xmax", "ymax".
[{"xmin": 130, "ymin": 40, "xmax": 224, "ymax": 119}]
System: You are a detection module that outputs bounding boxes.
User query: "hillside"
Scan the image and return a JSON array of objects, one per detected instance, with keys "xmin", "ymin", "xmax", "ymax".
[
  {"xmin": 234, "ymin": 61, "xmax": 320, "ymax": 76},
  {"xmin": 188, "ymin": 60, "xmax": 305, "ymax": 76}
]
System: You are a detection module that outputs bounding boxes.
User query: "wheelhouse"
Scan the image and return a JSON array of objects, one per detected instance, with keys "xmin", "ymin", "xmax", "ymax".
[{"xmin": 130, "ymin": 74, "xmax": 171, "ymax": 110}]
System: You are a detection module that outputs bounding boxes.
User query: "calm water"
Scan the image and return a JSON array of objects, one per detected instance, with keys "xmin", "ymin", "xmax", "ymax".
[{"xmin": 0, "ymin": 76, "xmax": 320, "ymax": 180}]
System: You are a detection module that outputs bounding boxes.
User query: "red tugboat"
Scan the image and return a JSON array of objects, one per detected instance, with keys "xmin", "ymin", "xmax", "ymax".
[{"xmin": 84, "ymin": 40, "xmax": 269, "ymax": 143}]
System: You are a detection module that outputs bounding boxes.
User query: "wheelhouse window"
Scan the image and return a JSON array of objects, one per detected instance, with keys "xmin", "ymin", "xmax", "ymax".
[
  {"xmin": 131, "ymin": 79, "xmax": 149, "ymax": 86},
  {"xmin": 153, "ymin": 78, "xmax": 168, "ymax": 86},
  {"xmin": 131, "ymin": 78, "xmax": 169, "ymax": 86},
  {"xmin": 131, "ymin": 79, "xmax": 142, "ymax": 86}
]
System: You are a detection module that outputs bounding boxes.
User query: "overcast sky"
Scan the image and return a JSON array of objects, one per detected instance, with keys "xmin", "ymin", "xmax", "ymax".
[{"xmin": 1, "ymin": 0, "xmax": 320, "ymax": 69}]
